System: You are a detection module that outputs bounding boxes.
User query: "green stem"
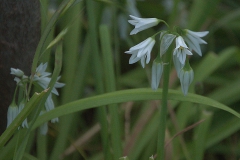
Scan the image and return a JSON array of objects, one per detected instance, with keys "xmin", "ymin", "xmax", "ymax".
[{"xmin": 157, "ymin": 46, "xmax": 172, "ymax": 160}]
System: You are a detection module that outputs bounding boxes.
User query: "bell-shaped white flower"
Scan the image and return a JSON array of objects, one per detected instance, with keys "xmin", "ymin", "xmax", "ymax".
[
  {"xmin": 173, "ymin": 55, "xmax": 184, "ymax": 77},
  {"xmin": 151, "ymin": 58, "xmax": 164, "ymax": 90},
  {"xmin": 7, "ymin": 102, "xmax": 18, "ymax": 127},
  {"xmin": 125, "ymin": 37, "xmax": 155, "ymax": 68},
  {"xmin": 160, "ymin": 31, "xmax": 176, "ymax": 56},
  {"xmin": 173, "ymin": 36, "xmax": 192, "ymax": 64},
  {"xmin": 183, "ymin": 29, "xmax": 209, "ymax": 56},
  {"xmin": 10, "ymin": 68, "xmax": 24, "ymax": 77},
  {"xmin": 44, "ymin": 93, "xmax": 59, "ymax": 122},
  {"xmin": 128, "ymin": 15, "xmax": 160, "ymax": 35},
  {"xmin": 179, "ymin": 61, "xmax": 194, "ymax": 96}
]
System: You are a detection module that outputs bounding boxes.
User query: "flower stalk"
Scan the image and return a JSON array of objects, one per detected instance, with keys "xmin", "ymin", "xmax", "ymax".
[{"xmin": 157, "ymin": 45, "xmax": 173, "ymax": 160}]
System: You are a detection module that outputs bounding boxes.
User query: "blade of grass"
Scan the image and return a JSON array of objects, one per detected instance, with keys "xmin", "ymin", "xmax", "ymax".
[
  {"xmin": 100, "ymin": 24, "xmax": 122, "ymax": 159},
  {"xmin": 86, "ymin": 1, "xmax": 111, "ymax": 159},
  {"xmin": 193, "ymin": 110, "xmax": 213, "ymax": 160},
  {"xmin": 32, "ymin": 88, "xmax": 240, "ymax": 129}
]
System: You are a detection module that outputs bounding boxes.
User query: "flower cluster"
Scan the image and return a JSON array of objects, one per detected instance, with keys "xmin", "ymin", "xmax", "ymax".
[
  {"xmin": 125, "ymin": 15, "xmax": 208, "ymax": 95},
  {"xmin": 7, "ymin": 63, "xmax": 64, "ymax": 134}
]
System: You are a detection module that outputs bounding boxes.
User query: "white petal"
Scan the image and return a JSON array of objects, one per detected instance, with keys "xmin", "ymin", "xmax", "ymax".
[
  {"xmin": 129, "ymin": 15, "xmax": 141, "ymax": 20},
  {"xmin": 187, "ymin": 30, "xmax": 209, "ymax": 37},
  {"xmin": 176, "ymin": 36, "xmax": 188, "ymax": 49},
  {"xmin": 129, "ymin": 53, "xmax": 141, "ymax": 64},
  {"xmin": 45, "ymin": 94, "xmax": 55, "ymax": 111},
  {"xmin": 151, "ymin": 61, "xmax": 163, "ymax": 90},
  {"xmin": 160, "ymin": 33, "xmax": 176, "ymax": 56},
  {"xmin": 184, "ymin": 36, "xmax": 202, "ymax": 56},
  {"xmin": 183, "ymin": 48, "xmax": 193, "ymax": 56},
  {"xmin": 141, "ymin": 56, "xmax": 146, "ymax": 68},
  {"xmin": 130, "ymin": 38, "xmax": 151, "ymax": 51},
  {"xmin": 173, "ymin": 55, "xmax": 183, "ymax": 77},
  {"xmin": 128, "ymin": 19, "xmax": 138, "ymax": 25}
]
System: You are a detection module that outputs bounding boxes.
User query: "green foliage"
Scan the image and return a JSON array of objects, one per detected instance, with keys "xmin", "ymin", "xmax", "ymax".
[{"xmin": 1, "ymin": 0, "xmax": 240, "ymax": 160}]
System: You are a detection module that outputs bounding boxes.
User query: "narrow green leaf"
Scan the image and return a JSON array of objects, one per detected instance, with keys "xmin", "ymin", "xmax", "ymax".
[
  {"xmin": 0, "ymin": 90, "xmax": 48, "ymax": 149},
  {"xmin": 32, "ymin": 89, "xmax": 240, "ymax": 130}
]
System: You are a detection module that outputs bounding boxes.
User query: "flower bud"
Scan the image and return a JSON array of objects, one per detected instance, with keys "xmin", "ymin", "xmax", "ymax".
[
  {"xmin": 179, "ymin": 61, "xmax": 194, "ymax": 96},
  {"xmin": 10, "ymin": 68, "xmax": 24, "ymax": 77},
  {"xmin": 151, "ymin": 58, "xmax": 164, "ymax": 90},
  {"xmin": 7, "ymin": 102, "xmax": 18, "ymax": 127}
]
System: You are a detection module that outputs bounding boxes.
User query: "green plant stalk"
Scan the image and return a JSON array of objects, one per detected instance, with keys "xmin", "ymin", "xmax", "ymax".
[
  {"xmin": 157, "ymin": 47, "xmax": 172, "ymax": 160},
  {"xmin": 100, "ymin": 24, "xmax": 122, "ymax": 159}
]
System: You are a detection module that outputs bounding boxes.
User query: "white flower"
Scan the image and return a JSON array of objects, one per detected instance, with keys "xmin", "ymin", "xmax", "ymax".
[
  {"xmin": 183, "ymin": 29, "xmax": 209, "ymax": 56},
  {"xmin": 160, "ymin": 32, "xmax": 176, "ymax": 56},
  {"xmin": 10, "ymin": 68, "xmax": 24, "ymax": 77},
  {"xmin": 173, "ymin": 55, "xmax": 184, "ymax": 77},
  {"xmin": 18, "ymin": 101, "xmax": 28, "ymax": 128},
  {"xmin": 173, "ymin": 36, "xmax": 192, "ymax": 64},
  {"xmin": 45, "ymin": 93, "xmax": 54, "ymax": 111},
  {"xmin": 34, "ymin": 63, "xmax": 51, "ymax": 79},
  {"xmin": 149, "ymin": 155, "xmax": 154, "ymax": 160},
  {"xmin": 151, "ymin": 59, "xmax": 164, "ymax": 90},
  {"xmin": 128, "ymin": 15, "xmax": 160, "ymax": 35},
  {"xmin": 51, "ymin": 117, "xmax": 59, "ymax": 123},
  {"xmin": 125, "ymin": 37, "xmax": 155, "ymax": 68},
  {"xmin": 7, "ymin": 102, "xmax": 18, "ymax": 127},
  {"xmin": 33, "ymin": 63, "xmax": 65, "ymax": 95},
  {"xmin": 179, "ymin": 64, "xmax": 194, "ymax": 96}
]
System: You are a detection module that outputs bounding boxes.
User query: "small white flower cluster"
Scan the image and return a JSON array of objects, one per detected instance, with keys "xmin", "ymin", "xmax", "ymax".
[
  {"xmin": 7, "ymin": 63, "xmax": 65, "ymax": 134},
  {"xmin": 125, "ymin": 15, "xmax": 208, "ymax": 95}
]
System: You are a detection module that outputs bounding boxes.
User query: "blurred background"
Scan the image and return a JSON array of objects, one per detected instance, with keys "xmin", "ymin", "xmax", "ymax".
[{"xmin": 3, "ymin": 0, "xmax": 240, "ymax": 159}]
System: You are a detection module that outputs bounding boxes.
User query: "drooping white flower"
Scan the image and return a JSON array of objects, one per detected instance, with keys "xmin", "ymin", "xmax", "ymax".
[
  {"xmin": 179, "ymin": 63, "xmax": 194, "ymax": 96},
  {"xmin": 151, "ymin": 58, "xmax": 164, "ymax": 90},
  {"xmin": 173, "ymin": 55, "xmax": 184, "ymax": 77},
  {"xmin": 173, "ymin": 36, "xmax": 192, "ymax": 64},
  {"xmin": 125, "ymin": 37, "xmax": 155, "ymax": 68},
  {"xmin": 183, "ymin": 29, "xmax": 209, "ymax": 56},
  {"xmin": 18, "ymin": 101, "xmax": 28, "ymax": 128},
  {"xmin": 160, "ymin": 31, "xmax": 176, "ymax": 56},
  {"xmin": 7, "ymin": 102, "xmax": 18, "ymax": 128},
  {"xmin": 45, "ymin": 93, "xmax": 54, "ymax": 111},
  {"xmin": 10, "ymin": 68, "xmax": 24, "ymax": 77},
  {"xmin": 45, "ymin": 93, "xmax": 59, "ymax": 123},
  {"xmin": 128, "ymin": 15, "xmax": 160, "ymax": 35}
]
